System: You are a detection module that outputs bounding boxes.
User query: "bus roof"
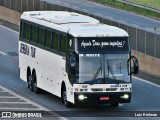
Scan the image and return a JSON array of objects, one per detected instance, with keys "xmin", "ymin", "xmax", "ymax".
[{"xmin": 21, "ymin": 11, "xmax": 129, "ymax": 37}]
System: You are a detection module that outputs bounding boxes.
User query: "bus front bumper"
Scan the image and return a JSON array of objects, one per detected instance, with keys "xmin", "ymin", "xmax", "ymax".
[{"xmin": 74, "ymin": 92, "xmax": 131, "ymax": 105}]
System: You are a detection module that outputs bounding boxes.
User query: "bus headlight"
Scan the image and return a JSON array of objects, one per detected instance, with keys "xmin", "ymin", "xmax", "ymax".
[
  {"xmin": 78, "ymin": 95, "xmax": 87, "ymax": 100},
  {"xmin": 121, "ymin": 94, "xmax": 129, "ymax": 99},
  {"xmin": 124, "ymin": 94, "xmax": 129, "ymax": 99}
]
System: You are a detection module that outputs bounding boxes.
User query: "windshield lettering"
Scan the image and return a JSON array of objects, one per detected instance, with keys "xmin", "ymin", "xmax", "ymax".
[
  {"xmin": 80, "ymin": 39, "xmax": 126, "ymax": 48},
  {"xmin": 81, "ymin": 40, "xmax": 91, "ymax": 48}
]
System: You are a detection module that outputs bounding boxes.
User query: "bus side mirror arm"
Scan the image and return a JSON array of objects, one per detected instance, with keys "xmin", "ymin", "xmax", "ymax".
[
  {"xmin": 130, "ymin": 56, "xmax": 139, "ymax": 75},
  {"xmin": 66, "ymin": 50, "xmax": 77, "ymax": 86}
]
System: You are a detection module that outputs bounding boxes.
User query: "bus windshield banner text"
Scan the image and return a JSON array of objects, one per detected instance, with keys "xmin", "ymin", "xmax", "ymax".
[{"xmin": 76, "ymin": 37, "xmax": 129, "ymax": 53}]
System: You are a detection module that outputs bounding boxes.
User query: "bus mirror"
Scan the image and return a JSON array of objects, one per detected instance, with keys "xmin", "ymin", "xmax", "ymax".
[
  {"xmin": 133, "ymin": 59, "xmax": 139, "ymax": 74},
  {"xmin": 131, "ymin": 56, "xmax": 139, "ymax": 75},
  {"xmin": 70, "ymin": 57, "xmax": 76, "ymax": 68},
  {"xmin": 70, "ymin": 56, "xmax": 76, "ymax": 75}
]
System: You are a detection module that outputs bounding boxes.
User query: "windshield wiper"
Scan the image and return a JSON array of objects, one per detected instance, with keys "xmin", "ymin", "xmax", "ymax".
[{"xmin": 90, "ymin": 63, "xmax": 102, "ymax": 85}]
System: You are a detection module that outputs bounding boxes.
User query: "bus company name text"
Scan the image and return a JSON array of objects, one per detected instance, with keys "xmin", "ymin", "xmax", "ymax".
[
  {"xmin": 81, "ymin": 40, "xmax": 125, "ymax": 48},
  {"xmin": 20, "ymin": 43, "xmax": 36, "ymax": 58}
]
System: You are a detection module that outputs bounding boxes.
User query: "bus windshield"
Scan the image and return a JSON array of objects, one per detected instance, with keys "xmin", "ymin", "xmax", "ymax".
[{"xmin": 77, "ymin": 54, "xmax": 130, "ymax": 84}]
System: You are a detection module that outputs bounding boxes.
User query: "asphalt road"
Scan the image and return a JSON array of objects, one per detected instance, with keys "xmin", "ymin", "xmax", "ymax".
[
  {"xmin": 0, "ymin": 25, "xmax": 160, "ymax": 120},
  {"xmin": 41, "ymin": 0, "xmax": 160, "ymax": 33}
]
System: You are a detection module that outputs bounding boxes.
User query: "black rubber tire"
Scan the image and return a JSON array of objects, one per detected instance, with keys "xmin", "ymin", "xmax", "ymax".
[
  {"xmin": 27, "ymin": 74, "xmax": 31, "ymax": 89},
  {"xmin": 28, "ymin": 75, "xmax": 34, "ymax": 92},
  {"xmin": 62, "ymin": 87, "xmax": 72, "ymax": 107},
  {"xmin": 32, "ymin": 73, "xmax": 41, "ymax": 94}
]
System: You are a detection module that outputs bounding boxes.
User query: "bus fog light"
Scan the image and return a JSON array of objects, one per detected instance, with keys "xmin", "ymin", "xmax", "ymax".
[
  {"xmin": 121, "ymin": 94, "xmax": 129, "ymax": 99},
  {"xmin": 78, "ymin": 95, "xmax": 87, "ymax": 100},
  {"xmin": 124, "ymin": 94, "xmax": 129, "ymax": 99}
]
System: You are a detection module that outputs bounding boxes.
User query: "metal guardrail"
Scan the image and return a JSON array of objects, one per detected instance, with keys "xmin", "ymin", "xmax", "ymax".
[
  {"xmin": 0, "ymin": 0, "xmax": 160, "ymax": 59},
  {"xmin": 117, "ymin": 0, "xmax": 160, "ymax": 14}
]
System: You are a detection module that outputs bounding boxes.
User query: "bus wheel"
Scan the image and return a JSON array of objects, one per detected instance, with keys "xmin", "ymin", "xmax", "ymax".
[
  {"xmin": 32, "ymin": 73, "xmax": 41, "ymax": 94},
  {"xmin": 28, "ymin": 75, "xmax": 34, "ymax": 92},
  {"xmin": 62, "ymin": 88, "xmax": 72, "ymax": 107},
  {"xmin": 27, "ymin": 75, "xmax": 31, "ymax": 89},
  {"xmin": 110, "ymin": 102, "xmax": 119, "ymax": 107},
  {"xmin": 27, "ymin": 70, "xmax": 31, "ymax": 89}
]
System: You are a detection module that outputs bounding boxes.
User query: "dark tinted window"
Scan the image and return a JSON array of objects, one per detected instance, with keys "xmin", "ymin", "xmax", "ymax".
[
  {"xmin": 23, "ymin": 23, "xmax": 31, "ymax": 40},
  {"xmin": 38, "ymin": 28, "xmax": 45, "ymax": 45},
  {"xmin": 31, "ymin": 25, "xmax": 38, "ymax": 42},
  {"xmin": 52, "ymin": 32, "xmax": 59, "ymax": 50},
  {"xmin": 45, "ymin": 30, "xmax": 51, "ymax": 48},
  {"xmin": 60, "ymin": 35, "xmax": 67, "ymax": 53},
  {"xmin": 20, "ymin": 21, "xmax": 24, "ymax": 39}
]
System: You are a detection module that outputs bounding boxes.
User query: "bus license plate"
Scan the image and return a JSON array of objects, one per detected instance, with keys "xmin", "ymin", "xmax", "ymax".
[{"xmin": 100, "ymin": 96, "xmax": 110, "ymax": 100}]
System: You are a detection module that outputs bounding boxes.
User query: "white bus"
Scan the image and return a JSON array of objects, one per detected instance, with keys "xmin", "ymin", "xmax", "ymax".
[{"xmin": 19, "ymin": 11, "xmax": 139, "ymax": 107}]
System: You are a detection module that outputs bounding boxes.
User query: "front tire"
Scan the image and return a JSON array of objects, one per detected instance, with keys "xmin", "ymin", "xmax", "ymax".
[{"xmin": 62, "ymin": 87, "xmax": 72, "ymax": 107}]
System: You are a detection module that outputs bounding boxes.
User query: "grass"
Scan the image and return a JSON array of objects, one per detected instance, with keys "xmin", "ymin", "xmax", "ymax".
[
  {"xmin": 128, "ymin": 0, "xmax": 160, "ymax": 9},
  {"xmin": 94, "ymin": 0, "xmax": 160, "ymax": 20}
]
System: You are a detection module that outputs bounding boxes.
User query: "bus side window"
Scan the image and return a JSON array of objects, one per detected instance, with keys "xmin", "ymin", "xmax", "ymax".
[
  {"xmin": 52, "ymin": 32, "xmax": 59, "ymax": 51},
  {"xmin": 31, "ymin": 25, "xmax": 38, "ymax": 43},
  {"xmin": 23, "ymin": 23, "xmax": 31, "ymax": 41},
  {"xmin": 44, "ymin": 30, "xmax": 51, "ymax": 48},
  {"xmin": 51, "ymin": 32, "xmax": 55, "ymax": 49},
  {"xmin": 60, "ymin": 35, "xmax": 67, "ymax": 53},
  {"xmin": 38, "ymin": 28, "xmax": 45, "ymax": 45},
  {"xmin": 20, "ymin": 21, "xmax": 24, "ymax": 39}
]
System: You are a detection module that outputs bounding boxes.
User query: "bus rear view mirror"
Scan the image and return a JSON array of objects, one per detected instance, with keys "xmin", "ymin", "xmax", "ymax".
[
  {"xmin": 70, "ymin": 57, "xmax": 76, "ymax": 75},
  {"xmin": 133, "ymin": 59, "xmax": 139, "ymax": 74},
  {"xmin": 70, "ymin": 57, "xmax": 76, "ymax": 68},
  {"xmin": 131, "ymin": 56, "xmax": 139, "ymax": 75}
]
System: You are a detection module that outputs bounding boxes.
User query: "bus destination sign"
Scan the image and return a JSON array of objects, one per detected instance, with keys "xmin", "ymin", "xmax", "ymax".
[{"xmin": 76, "ymin": 37, "xmax": 130, "ymax": 53}]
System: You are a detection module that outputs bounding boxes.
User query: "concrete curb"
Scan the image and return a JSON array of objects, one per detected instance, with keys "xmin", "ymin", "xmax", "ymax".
[{"xmin": 0, "ymin": 6, "xmax": 21, "ymax": 26}]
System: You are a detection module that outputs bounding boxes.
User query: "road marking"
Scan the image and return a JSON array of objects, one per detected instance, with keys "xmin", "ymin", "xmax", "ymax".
[
  {"xmin": 132, "ymin": 24, "xmax": 139, "ymax": 27},
  {"xmin": 82, "ymin": 9, "xmax": 89, "ymax": 12},
  {"xmin": 133, "ymin": 76, "xmax": 160, "ymax": 88},
  {"xmin": 0, "ymin": 86, "xmax": 49, "ymax": 111},
  {"xmin": 0, "ymin": 86, "xmax": 67, "ymax": 120},
  {"xmin": 145, "ymin": 27, "xmax": 154, "ymax": 31},
  {"xmin": 73, "ymin": 6, "xmax": 79, "ymax": 9},
  {"xmin": 0, "ymin": 102, "xmax": 32, "ymax": 104},
  {"xmin": 118, "ymin": 20, "xmax": 127, "ymax": 23},
  {"xmin": 0, "ymin": 96, "xmax": 17, "ymax": 98},
  {"xmin": 0, "ymin": 91, "xmax": 10, "ymax": 92},
  {"xmin": 0, "ymin": 51, "xmax": 7, "ymax": 56},
  {"xmin": 0, "ymin": 50, "xmax": 18, "ymax": 61},
  {"xmin": 106, "ymin": 16, "xmax": 113, "ymax": 19},
  {"xmin": 96, "ymin": 13, "xmax": 103, "ymax": 16},
  {"xmin": 57, "ymin": 0, "xmax": 60, "ymax": 2},
  {"xmin": 0, "ymin": 25, "xmax": 18, "ymax": 34},
  {"xmin": 64, "ymin": 3, "xmax": 70, "ymax": 6},
  {"xmin": 0, "ymin": 108, "xmax": 43, "ymax": 110}
]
